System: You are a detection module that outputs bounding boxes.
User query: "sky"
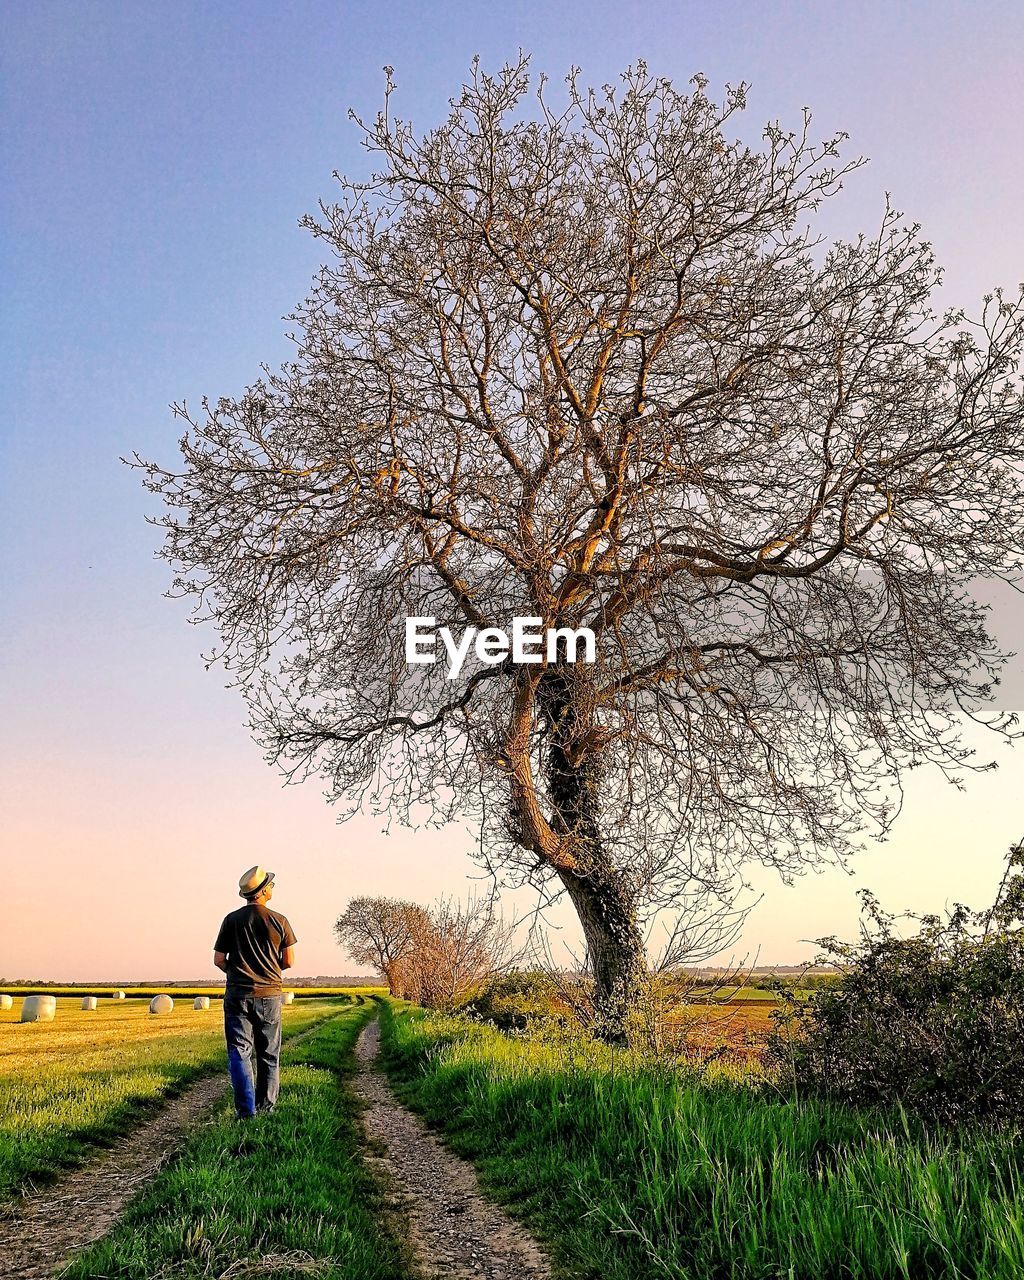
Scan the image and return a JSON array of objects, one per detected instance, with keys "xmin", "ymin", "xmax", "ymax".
[{"xmin": 2, "ymin": 0, "xmax": 1023, "ymax": 981}]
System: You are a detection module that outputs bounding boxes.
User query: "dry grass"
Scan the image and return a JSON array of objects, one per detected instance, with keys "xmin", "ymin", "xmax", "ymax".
[{"xmin": 665, "ymin": 999, "xmax": 779, "ymax": 1063}]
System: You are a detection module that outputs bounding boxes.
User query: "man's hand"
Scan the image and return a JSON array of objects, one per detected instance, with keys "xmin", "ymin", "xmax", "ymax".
[
  {"xmin": 281, "ymin": 945, "xmax": 295, "ymax": 970},
  {"xmin": 214, "ymin": 950, "xmax": 229, "ymax": 973}
]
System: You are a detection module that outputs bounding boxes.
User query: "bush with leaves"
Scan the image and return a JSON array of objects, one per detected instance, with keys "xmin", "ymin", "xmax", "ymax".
[
  {"xmin": 458, "ymin": 970, "xmax": 570, "ymax": 1032},
  {"xmin": 769, "ymin": 842, "xmax": 1024, "ymax": 1126}
]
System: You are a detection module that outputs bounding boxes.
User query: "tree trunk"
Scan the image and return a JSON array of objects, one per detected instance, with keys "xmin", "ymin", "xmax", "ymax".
[
  {"xmin": 556, "ymin": 861, "xmax": 653, "ymax": 1045},
  {"xmin": 540, "ymin": 666, "xmax": 654, "ymax": 1046}
]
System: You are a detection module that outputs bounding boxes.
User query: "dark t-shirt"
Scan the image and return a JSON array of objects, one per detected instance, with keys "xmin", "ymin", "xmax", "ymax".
[{"xmin": 214, "ymin": 904, "xmax": 297, "ymax": 996}]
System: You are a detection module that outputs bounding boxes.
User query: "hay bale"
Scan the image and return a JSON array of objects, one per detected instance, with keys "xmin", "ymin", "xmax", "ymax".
[
  {"xmin": 148, "ymin": 994, "xmax": 174, "ymax": 1015},
  {"xmin": 0, "ymin": 994, "xmax": 13, "ymax": 1011},
  {"xmin": 21, "ymin": 995, "xmax": 57, "ymax": 1023},
  {"xmin": 81, "ymin": 996, "xmax": 98, "ymax": 1011},
  {"xmin": 193, "ymin": 996, "xmax": 211, "ymax": 1010},
  {"xmin": 282, "ymin": 991, "xmax": 295, "ymax": 1005},
  {"xmin": 112, "ymin": 990, "xmax": 126, "ymax": 1000}
]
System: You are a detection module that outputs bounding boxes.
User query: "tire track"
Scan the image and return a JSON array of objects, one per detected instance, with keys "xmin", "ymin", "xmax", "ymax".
[
  {"xmin": 352, "ymin": 1017, "xmax": 552, "ymax": 1280},
  {"xmin": 0, "ymin": 1072, "xmax": 227, "ymax": 1279}
]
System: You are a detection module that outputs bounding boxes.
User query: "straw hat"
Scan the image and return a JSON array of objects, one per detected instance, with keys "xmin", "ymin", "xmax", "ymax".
[{"xmin": 238, "ymin": 866, "xmax": 275, "ymax": 899}]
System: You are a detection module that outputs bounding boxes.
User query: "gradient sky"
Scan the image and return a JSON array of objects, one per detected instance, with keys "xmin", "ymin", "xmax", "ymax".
[{"xmin": 2, "ymin": 1, "xmax": 1023, "ymax": 981}]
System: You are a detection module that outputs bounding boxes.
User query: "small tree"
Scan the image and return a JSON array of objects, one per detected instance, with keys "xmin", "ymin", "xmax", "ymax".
[
  {"xmin": 333, "ymin": 896, "xmax": 430, "ymax": 996},
  {"xmin": 142, "ymin": 58, "xmax": 1024, "ymax": 1042},
  {"xmin": 335, "ymin": 893, "xmax": 513, "ymax": 1007},
  {"xmin": 415, "ymin": 896, "xmax": 516, "ymax": 1008}
]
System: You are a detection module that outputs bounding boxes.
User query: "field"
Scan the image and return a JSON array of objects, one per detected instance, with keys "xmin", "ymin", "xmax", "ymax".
[
  {"xmin": 665, "ymin": 998, "xmax": 780, "ymax": 1065},
  {"xmin": 0, "ymin": 992, "xmax": 353, "ymax": 1201},
  {"xmin": 0, "ymin": 984, "xmax": 387, "ymax": 999},
  {"xmin": 4, "ymin": 989, "xmax": 1024, "ymax": 1278}
]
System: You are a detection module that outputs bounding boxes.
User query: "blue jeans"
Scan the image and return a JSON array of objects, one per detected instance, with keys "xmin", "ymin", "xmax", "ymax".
[{"xmin": 224, "ymin": 994, "xmax": 282, "ymax": 1118}]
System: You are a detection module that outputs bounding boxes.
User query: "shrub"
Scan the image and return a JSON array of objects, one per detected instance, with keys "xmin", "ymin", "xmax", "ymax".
[
  {"xmin": 770, "ymin": 842, "xmax": 1024, "ymax": 1126},
  {"xmin": 459, "ymin": 970, "xmax": 569, "ymax": 1032}
]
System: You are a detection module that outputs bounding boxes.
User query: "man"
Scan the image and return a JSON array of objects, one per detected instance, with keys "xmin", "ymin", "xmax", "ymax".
[{"xmin": 214, "ymin": 866, "xmax": 297, "ymax": 1119}]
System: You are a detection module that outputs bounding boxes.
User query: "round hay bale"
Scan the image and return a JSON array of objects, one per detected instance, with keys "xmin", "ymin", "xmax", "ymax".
[
  {"xmin": 81, "ymin": 996, "xmax": 98, "ymax": 1011},
  {"xmin": 193, "ymin": 996, "xmax": 211, "ymax": 1010},
  {"xmin": 21, "ymin": 995, "xmax": 57, "ymax": 1023},
  {"xmin": 0, "ymin": 994, "xmax": 13, "ymax": 1011},
  {"xmin": 148, "ymin": 994, "xmax": 174, "ymax": 1015},
  {"xmin": 282, "ymin": 991, "xmax": 295, "ymax": 1005},
  {"xmin": 112, "ymin": 990, "xmax": 126, "ymax": 1000}
]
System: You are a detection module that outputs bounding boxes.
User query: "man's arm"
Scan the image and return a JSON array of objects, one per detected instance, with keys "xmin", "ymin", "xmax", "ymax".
[
  {"xmin": 279, "ymin": 916, "xmax": 297, "ymax": 972},
  {"xmin": 213, "ymin": 915, "xmax": 232, "ymax": 975}
]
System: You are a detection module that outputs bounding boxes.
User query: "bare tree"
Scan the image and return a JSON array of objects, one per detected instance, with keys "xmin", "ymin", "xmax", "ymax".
[
  {"xmin": 335, "ymin": 893, "xmax": 513, "ymax": 1007},
  {"xmin": 140, "ymin": 58, "xmax": 1024, "ymax": 1042},
  {"xmin": 333, "ymin": 896, "xmax": 430, "ymax": 996},
  {"xmin": 389, "ymin": 899, "xmax": 435, "ymax": 1002},
  {"xmin": 414, "ymin": 896, "xmax": 517, "ymax": 1008}
]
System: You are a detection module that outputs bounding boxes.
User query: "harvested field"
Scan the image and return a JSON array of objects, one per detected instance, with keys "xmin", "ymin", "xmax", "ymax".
[
  {"xmin": 666, "ymin": 999, "xmax": 780, "ymax": 1063},
  {"xmin": 0, "ymin": 994, "xmax": 354, "ymax": 1201}
]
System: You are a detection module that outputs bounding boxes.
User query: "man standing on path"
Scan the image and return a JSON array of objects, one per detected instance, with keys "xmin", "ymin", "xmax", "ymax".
[{"xmin": 214, "ymin": 866, "xmax": 298, "ymax": 1119}]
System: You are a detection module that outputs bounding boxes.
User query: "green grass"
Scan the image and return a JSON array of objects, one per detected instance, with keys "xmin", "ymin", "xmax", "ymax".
[
  {"xmin": 0, "ymin": 994, "xmax": 351, "ymax": 1201},
  {"xmin": 63, "ymin": 1000, "xmax": 407, "ymax": 1280},
  {"xmin": 696, "ymin": 985, "xmax": 788, "ymax": 1002},
  {"xmin": 379, "ymin": 1003, "xmax": 1024, "ymax": 1280}
]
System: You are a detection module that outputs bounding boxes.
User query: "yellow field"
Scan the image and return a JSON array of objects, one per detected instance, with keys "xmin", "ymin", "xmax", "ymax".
[{"xmin": 0, "ymin": 994, "xmax": 359, "ymax": 1199}]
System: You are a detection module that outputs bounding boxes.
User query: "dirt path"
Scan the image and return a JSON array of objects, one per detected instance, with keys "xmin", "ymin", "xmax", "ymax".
[
  {"xmin": 0, "ymin": 1072, "xmax": 228, "ymax": 1279},
  {"xmin": 353, "ymin": 1017, "xmax": 553, "ymax": 1280}
]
